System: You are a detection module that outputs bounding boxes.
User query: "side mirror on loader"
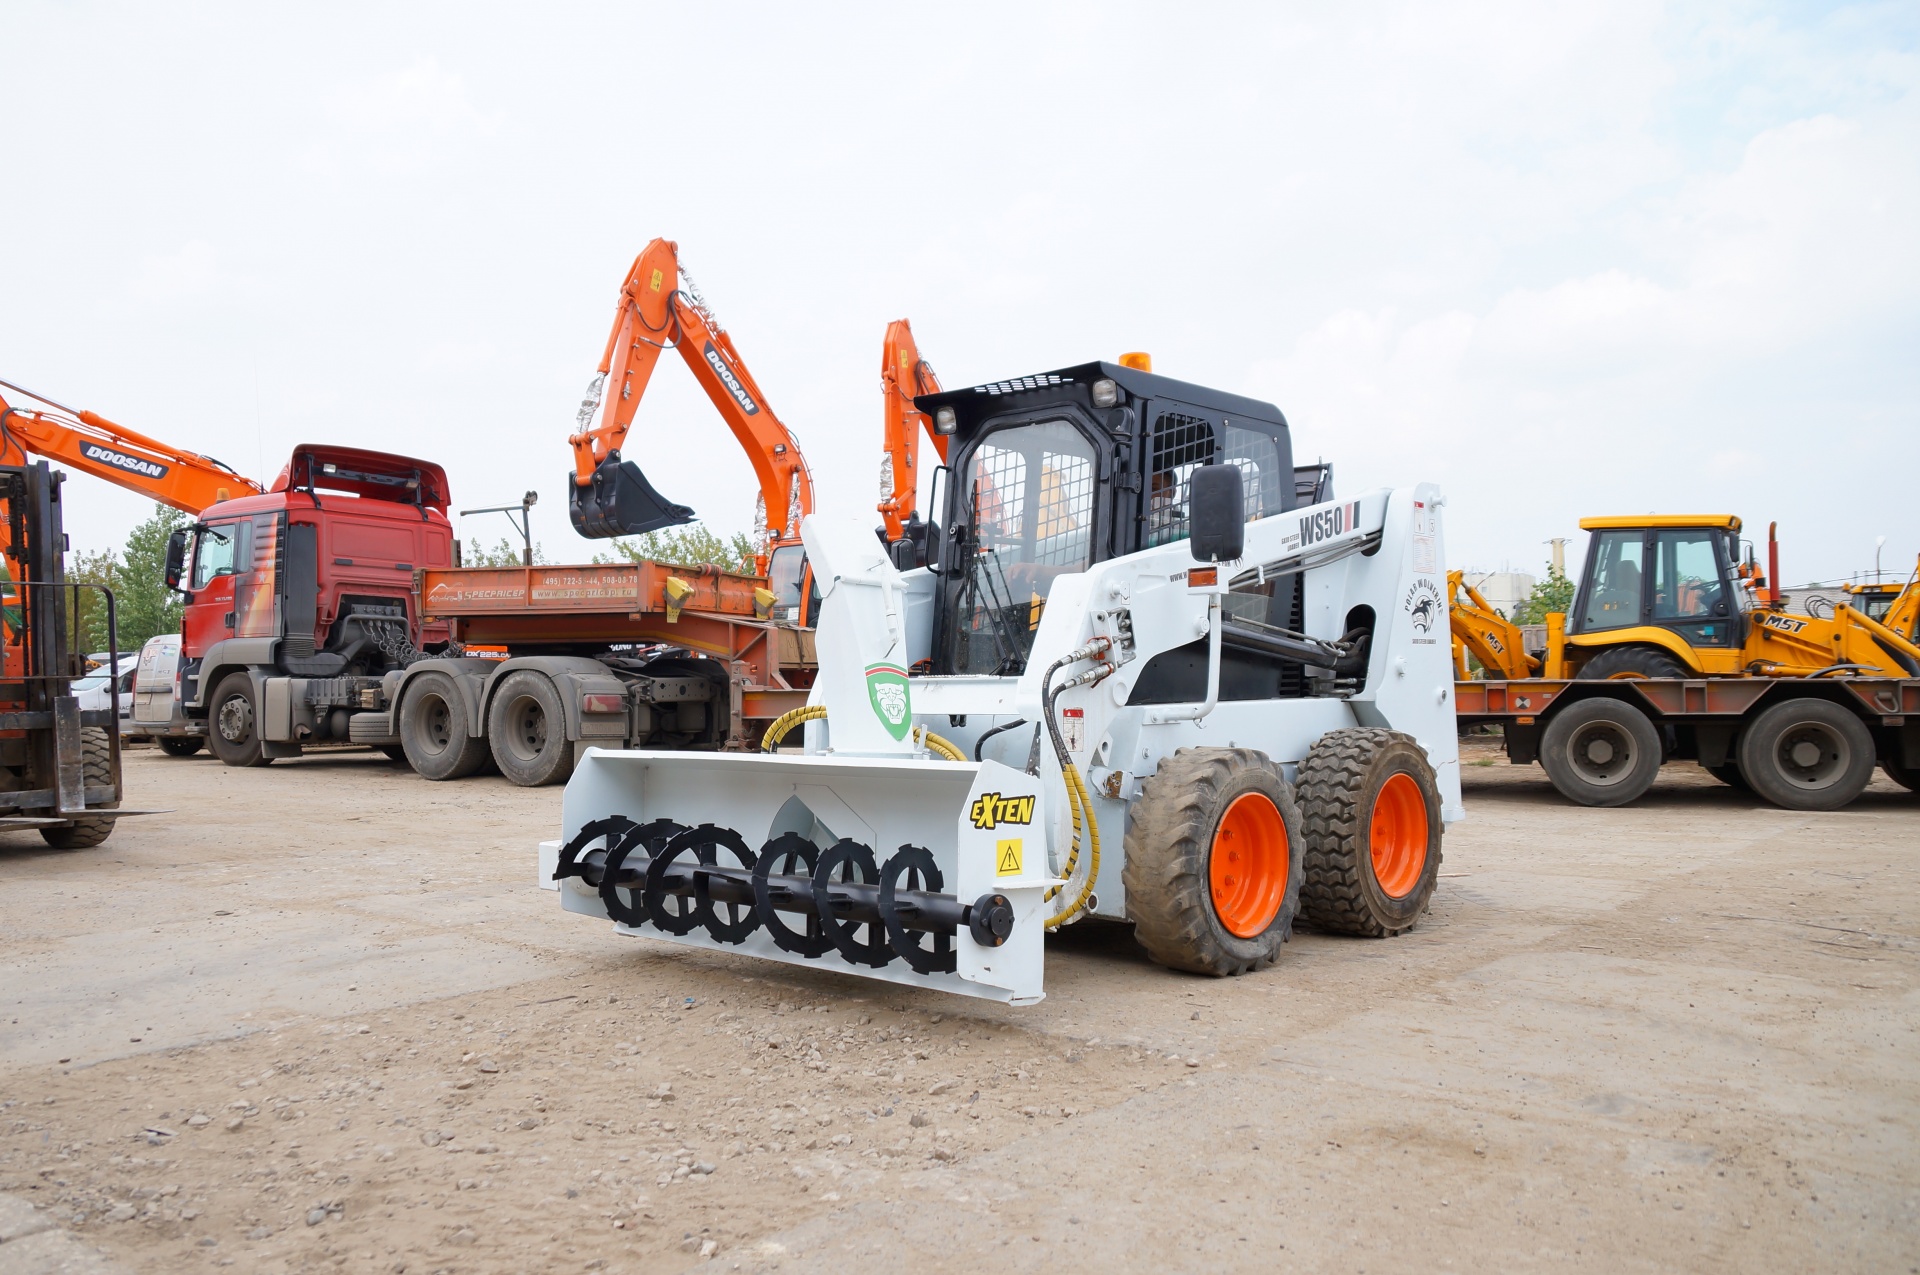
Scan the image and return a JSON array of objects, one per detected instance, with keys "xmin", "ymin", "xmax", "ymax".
[
  {"xmin": 1188, "ymin": 464, "xmax": 1245, "ymax": 563},
  {"xmin": 163, "ymin": 527, "xmax": 189, "ymax": 592}
]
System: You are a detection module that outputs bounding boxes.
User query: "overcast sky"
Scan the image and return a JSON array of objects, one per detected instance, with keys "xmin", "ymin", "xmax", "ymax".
[{"xmin": 4, "ymin": 1, "xmax": 1914, "ymax": 587}]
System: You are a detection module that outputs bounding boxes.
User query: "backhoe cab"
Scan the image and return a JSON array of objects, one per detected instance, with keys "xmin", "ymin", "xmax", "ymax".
[{"xmin": 1556, "ymin": 515, "xmax": 1920, "ymax": 679}]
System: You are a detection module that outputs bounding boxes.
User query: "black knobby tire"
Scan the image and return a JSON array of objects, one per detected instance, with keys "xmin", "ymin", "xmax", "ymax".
[
  {"xmin": 207, "ymin": 672, "xmax": 273, "ymax": 768},
  {"xmin": 157, "ymin": 736, "xmax": 204, "ymax": 758},
  {"xmin": 1577, "ymin": 644, "xmax": 1691, "ymax": 681},
  {"xmin": 1121, "ymin": 747, "xmax": 1304, "ymax": 977},
  {"xmin": 1538, "ymin": 696, "xmax": 1662, "ymax": 807},
  {"xmin": 41, "ymin": 727, "xmax": 118, "ymax": 850},
  {"xmin": 1884, "ymin": 758, "xmax": 1919, "ymax": 794},
  {"xmin": 400, "ymin": 671, "xmax": 489, "ymax": 780},
  {"xmin": 1738, "ymin": 697, "xmax": 1876, "ymax": 812},
  {"xmin": 487, "ymin": 670, "xmax": 576, "ymax": 787},
  {"xmin": 1706, "ymin": 761, "xmax": 1750, "ymax": 791},
  {"xmin": 1296, "ymin": 728, "xmax": 1444, "ymax": 937}
]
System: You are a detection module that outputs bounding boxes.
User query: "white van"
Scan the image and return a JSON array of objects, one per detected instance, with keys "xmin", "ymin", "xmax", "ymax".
[{"xmin": 122, "ymin": 634, "xmax": 207, "ymax": 757}]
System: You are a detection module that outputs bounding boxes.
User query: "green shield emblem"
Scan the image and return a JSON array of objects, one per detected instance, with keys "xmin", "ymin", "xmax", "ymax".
[{"xmin": 864, "ymin": 663, "xmax": 912, "ymax": 741}]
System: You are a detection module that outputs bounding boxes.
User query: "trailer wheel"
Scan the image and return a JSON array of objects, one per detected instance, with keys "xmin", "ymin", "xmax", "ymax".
[
  {"xmin": 1122, "ymin": 747, "xmax": 1303, "ymax": 977},
  {"xmin": 40, "ymin": 727, "xmax": 118, "ymax": 850},
  {"xmin": 1738, "ymin": 698, "xmax": 1875, "ymax": 811},
  {"xmin": 207, "ymin": 672, "xmax": 273, "ymax": 768},
  {"xmin": 400, "ymin": 672, "xmax": 489, "ymax": 780},
  {"xmin": 1884, "ymin": 758, "xmax": 1918, "ymax": 794},
  {"xmin": 157, "ymin": 736, "xmax": 204, "ymax": 758},
  {"xmin": 1538, "ymin": 696, "xmax": 1660, "ymax": 807},
  {"xmin": 1297, "ymin": 728, "xmax": 1443, "ymax": 937},
  {"xmin": 487, "ymin": 671, "xmax": 576, "ymax": 787}
]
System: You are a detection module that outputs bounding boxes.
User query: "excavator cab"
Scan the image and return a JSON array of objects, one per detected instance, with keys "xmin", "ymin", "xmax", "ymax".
[{"xmin": 568, "ymin": 453, "xmax": 696, "ymax": 539}]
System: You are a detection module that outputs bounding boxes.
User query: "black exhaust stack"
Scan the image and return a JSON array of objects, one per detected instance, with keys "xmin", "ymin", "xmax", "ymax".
[{"xmin": 568, "ymin": 453, "xmax": 696, "ymax": 539}]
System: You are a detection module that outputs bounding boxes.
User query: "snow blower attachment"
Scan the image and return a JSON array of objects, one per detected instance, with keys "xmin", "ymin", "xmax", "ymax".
[{"xmin": 544, "ymin": 360, "xmax": 1463, "ymax": 1004}]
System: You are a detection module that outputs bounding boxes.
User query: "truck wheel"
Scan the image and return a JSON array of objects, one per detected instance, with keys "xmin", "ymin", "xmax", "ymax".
[
  {"xmin": 488, "ymin": 671, "xmax": 576, "ymax": 787},
  {"xmin": 400, "ymin": 672, "xmax": 489, "ymax": 780},
  {"xmin": 1122, "ymin": 747, "xmax": 1303, "ymax": 976},
  {"xmin": 1538, "ymin": 697, "xmax": 1660, "ymax": 807},
  {"xmin": 1577, "ymin": 645, "xmax": 1690, "ymax": 679},
  {"xmin": 40, "ymin": 728, "xmax": 118, "ymax": 849},
  {"xmin": 1297, "ymin": 728, "xmax": 1443, "ymax": 937},
  {"xmin": 208, "ymin": 673, "xmax": 273, "ymax": 768},
  {"xmin": 157, "ymin": 736, "xmax": 204, "ymax": 758},
  {"xmin": 1738, "ymin": 698, "xmax": 1875, "ymax": 811},
  {"xmin": 1884, "ymin": 758, "xmax": 1918, "ymax": 794}
]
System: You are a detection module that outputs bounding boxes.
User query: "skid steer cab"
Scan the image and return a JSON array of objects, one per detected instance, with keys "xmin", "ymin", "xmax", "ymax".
[{"xmin": 543, "ymin": 361, "xmax": 1462, "ymax": 1003}]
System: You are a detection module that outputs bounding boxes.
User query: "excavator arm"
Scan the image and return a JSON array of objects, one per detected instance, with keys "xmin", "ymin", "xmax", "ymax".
[
  {"xmin": 567, "ymin": 239, "xmax": 813, "ymax": 571},
  {"xmin": 1448, "ymin": 569, "xmax": 1541, "ymax": 680},
  {"xmin": 0, "ymin": 379, "xmax": 263, "ymax": 513},
  {"xmin": 877, "ymin": 318, "xmax": 945, "ymax": 541}
]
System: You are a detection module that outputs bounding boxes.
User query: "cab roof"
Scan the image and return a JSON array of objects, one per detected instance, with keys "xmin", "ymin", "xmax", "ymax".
[
  {"xmin": 914, "ymin": 361, "xmax": 1286, "ymax": 434},
  {"xmin": 268, "ymin": 444, "xmax": 450, "ymax": 513},
  {"xmin": 1579, "ymin": 514, "xmax": 1742, "ymax": 533}
]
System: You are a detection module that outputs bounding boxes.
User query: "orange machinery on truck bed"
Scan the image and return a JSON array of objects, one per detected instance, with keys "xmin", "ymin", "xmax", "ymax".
[{"xmin": 1451, "ymin": 517, "xmax": 1920, "ymax": 812}]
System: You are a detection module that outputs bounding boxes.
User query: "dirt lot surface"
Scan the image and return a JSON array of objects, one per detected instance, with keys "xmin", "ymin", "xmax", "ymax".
[{"xmin": 2, "ymin": 740, "xmax": 1916, "ymax": 1273}]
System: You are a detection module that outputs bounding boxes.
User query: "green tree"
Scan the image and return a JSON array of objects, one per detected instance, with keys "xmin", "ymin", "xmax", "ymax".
[
  {"xmin": 116, "ymin": 505, "xmax": 189, "ymax": 650},
  {"xmin": 464, "ymin": 537, "xmax": 547, "ymax": 567},
  {"xmin": 1511, "ymin": 562, "xmax": 1576, "ymax": 624},
  {"xmin": 594, "ymin": 523, "xmax": 756, "ymax": 573},
  {"xmin": 67, "ymin": 548, "xmax": 120, "ymax": 654}
]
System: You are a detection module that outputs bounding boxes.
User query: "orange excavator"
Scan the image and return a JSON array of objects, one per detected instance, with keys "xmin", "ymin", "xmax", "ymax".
[
  {"xmin": 0, "ymin": 378, "xmax": 264, "ymax": 514},
  {"xmin": 876, "ymin": 319, "xmax": 945, "ymax": 568},
  {"xmin": 567, "ymin": 238, "xmax": 813, "ymax": 576}
]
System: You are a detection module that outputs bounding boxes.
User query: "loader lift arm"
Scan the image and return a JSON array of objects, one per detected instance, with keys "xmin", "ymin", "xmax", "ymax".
[
  {"xmin": 567, "ymin": 239, "xmax": 813, "ymax": 572},
  {"xmin": 0, "ymin": 379, "xmax": 264, "ymax": 514},
  {"xmin": 877, "ymin": 318, "xmax": 945, "ymax": 541},
  {"xmin": 1448, "ymin": 569, "xmax": 1540, "ymax": 680}
]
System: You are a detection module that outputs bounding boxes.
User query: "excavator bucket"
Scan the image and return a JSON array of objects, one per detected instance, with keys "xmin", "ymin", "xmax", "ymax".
[{"xmin": 568, "ymin": 456, "xmax": 696, "ymax": 539}]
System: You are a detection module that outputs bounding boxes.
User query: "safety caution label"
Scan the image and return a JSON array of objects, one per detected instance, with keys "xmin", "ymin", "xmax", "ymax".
[{"xmin": 995, "ymin": 838, "xmax": 1024, "ymax": 877}]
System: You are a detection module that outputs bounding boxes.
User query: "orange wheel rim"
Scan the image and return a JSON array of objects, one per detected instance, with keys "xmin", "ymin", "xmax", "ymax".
[
  {"xmin": 1370, "ymin": 772, "xmax": 1429, "ymax": 898},
  {"xmin": 1209, "ymin": 792, "xmax": 1289, "ymax": 938}
]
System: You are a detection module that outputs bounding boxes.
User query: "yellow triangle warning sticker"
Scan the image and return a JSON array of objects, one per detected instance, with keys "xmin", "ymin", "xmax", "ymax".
[{"xmin": 995, "ymin": 838, "xmax": 1024, "ymax": 877}]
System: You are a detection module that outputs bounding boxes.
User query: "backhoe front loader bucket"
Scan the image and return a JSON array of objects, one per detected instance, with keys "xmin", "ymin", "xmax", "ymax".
[
  {"xmin": 568, "ymin": 455, "xmax": 696, "ymax": 539},
  {"xmin": 540, "ymin": 749, "xmax": 1057, "ymax": 1003}
]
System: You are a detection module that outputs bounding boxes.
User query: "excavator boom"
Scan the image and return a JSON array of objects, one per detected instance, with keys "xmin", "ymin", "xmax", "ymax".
[
  {"xmin": 0, "ymin": 379, "xmax": 263, "ymax": 513},
  {"xmin": 567, "ymin": 239, "xmax": 813, "ymax": 566},
  {"xmin": 877, "ymin": 318, "xmax": 945, "ymax": 541}
]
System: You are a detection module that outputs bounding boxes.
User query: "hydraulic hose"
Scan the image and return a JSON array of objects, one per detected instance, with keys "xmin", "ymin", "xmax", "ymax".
[
  {"xmin": 1039, "ymin": 639, "xmax": 1113, "ymax": 929},
  {"xmin": 758, "ymin": 705, "xmax": 963, "ymax": 761}
]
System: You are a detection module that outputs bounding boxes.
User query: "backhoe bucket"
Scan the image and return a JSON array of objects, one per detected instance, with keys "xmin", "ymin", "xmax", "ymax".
[
  {"xmin": 540, "ymin": 749, "xmax": 1057, "ymax": 1004},
  {"xmin": 568, "ymin": 456, "xmax": 696, "ymax": 539}
]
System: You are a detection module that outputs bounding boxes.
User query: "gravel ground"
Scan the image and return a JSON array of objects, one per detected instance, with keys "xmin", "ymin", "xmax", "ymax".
[{"xmin": 1, "ymin": 740, "xmax": 1915, "ymax": 1273}]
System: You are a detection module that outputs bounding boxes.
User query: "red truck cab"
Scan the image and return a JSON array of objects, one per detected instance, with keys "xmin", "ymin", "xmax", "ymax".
[{"xmin": 167, "ymin": 445, "xmax": 454, "ymax": 762}]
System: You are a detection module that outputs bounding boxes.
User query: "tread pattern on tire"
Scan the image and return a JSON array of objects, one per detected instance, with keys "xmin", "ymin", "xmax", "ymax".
[
  {"xmin": 1122, "ymin": 746, "xmax": 1303, "ymax": 977},
  {"xmin": 1577, "ymin": 644, "xmax": 1690, "ymax": 680},
  {"xmin": 41, "ymin": 727, "xmax": 117, "ymax": 850},
  {"xmin": 1297, "ymin": 727, "xmax": 1441, "ymax": 937}
]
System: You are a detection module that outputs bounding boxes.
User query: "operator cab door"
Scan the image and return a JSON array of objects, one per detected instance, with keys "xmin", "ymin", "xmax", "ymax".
[
  {"xmin": 1649, "ymin": 528, "xmax": 1738, "ymax": 648},
  {"xmin": 182, "ymin": 518, "xmax": 250, "ymax": 654}
]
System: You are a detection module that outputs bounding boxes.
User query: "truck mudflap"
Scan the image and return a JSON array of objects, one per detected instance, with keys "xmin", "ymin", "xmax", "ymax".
[{"xmin": 541, "ymin": 750, "xmax": 1057, "ymax": 1003}]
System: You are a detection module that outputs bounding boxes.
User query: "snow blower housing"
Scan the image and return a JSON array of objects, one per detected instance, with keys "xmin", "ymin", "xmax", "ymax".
[{"xmin": 543, "ymin": 361, "xmax": 1463, "ymax": 1003}]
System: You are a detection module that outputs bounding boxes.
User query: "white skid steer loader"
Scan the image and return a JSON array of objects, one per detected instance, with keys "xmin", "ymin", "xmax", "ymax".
[{"xmin": 541, "ymin": 361, "xmax": 1462, "ymax": 1004}]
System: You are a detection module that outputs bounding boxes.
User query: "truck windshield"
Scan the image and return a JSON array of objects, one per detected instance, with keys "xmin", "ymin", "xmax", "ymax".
[{"xmin": 950, "ymin": 419, "xmax": 1096, "ymax": 675}]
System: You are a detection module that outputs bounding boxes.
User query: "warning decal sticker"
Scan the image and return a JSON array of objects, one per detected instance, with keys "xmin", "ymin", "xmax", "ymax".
[{"xmin": 995, "ymin": 838, "xmax": 1024, "ymax": 877}]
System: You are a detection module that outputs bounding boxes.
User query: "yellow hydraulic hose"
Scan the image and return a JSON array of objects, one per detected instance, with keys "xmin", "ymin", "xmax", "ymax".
[
  {"xmin": 759, "ymin": 706, "xmax": 963, "ymax": 761},
  {"xmin": 1045, "ymin": 757, "xmax": 1101, "ymax": 929}
]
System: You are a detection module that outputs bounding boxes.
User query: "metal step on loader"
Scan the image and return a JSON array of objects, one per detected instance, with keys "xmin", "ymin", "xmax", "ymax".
[{"xmin": 541, "ymin": 361, "xmax": 1463, "ymax": 1003}]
